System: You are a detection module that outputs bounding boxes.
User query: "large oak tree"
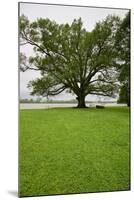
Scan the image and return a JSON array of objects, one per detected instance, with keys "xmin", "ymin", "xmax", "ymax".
[{"xmin": 20, "ymin": 15, "xmax": 121, "ymax": 108}]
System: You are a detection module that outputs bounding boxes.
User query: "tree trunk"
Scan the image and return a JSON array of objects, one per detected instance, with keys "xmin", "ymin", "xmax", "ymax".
[
  {"xmin": 76, "ymin": 95, "xmax": 87, "ymax": 108},
  {"xmin": 127, "ymin": 98, "xmax": 130, "ymax": 107}
]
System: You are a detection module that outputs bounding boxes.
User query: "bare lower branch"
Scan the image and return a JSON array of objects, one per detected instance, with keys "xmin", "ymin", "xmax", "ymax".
[
  {"xmin": 89, "ymin": 79, "xmax": 116, "ymax": 84},
  {"xmin": 47, "ymin": 86, "xmax": 66, "ymax": 96},
  {"xmin": 89, "ymin": 92, "xmax": 113, "ymax": 97}
]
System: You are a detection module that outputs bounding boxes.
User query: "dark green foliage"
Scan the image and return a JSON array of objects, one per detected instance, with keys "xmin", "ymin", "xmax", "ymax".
[
  {"xmin": 115, "ymin": 12, "xmax": 130, "ymax": 106},
  {"xmin": 118, "ymin": 84, "xmax": 130, "ymax": 106},
  {"xmin": 115, "ymin": 12, "xmax": 130, "ymax": 64},
  {"xmin": 20, "ymin": 15, "xmax": 122, "ymax": 107}
]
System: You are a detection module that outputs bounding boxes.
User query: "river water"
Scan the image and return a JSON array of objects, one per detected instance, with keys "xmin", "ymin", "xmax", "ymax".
[{"xmin": 20, "ymin": 103, "xmax": 127, "ymax": 109}]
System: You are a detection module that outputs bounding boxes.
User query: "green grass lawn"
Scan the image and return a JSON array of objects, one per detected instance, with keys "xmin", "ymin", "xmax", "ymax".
[{"xmin": 19, "ymin": 107, "xmax": 130, "ymax": 197}]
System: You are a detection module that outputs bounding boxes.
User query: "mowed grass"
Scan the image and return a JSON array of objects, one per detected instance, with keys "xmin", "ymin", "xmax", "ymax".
[{"xmin": 19, "ymin": 107, "xmax": 130, "ymax": 197}]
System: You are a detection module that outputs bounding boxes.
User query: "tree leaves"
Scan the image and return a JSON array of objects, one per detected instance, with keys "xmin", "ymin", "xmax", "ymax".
[{"xmin": 115, "ymin": 12, "xmax": 130, "ymax": 105}]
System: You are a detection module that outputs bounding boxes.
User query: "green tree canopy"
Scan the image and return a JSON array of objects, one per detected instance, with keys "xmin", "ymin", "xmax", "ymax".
[
  {"xmin": 20, "ymin": 15, "xmax": 121, "ymax": 108},
  {"xmin": 115, "ymin": 12, "xmax": 130, "ymax": 106}
]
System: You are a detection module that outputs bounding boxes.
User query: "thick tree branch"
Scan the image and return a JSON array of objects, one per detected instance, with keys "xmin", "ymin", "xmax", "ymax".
[
  {"xmin": 20, "ymin": 31, "xmax": 51, "ymax": 56},
  {"xmin": 47, "ymin": 86, "xmax": 66, "ymax": 96},
  {"xmin": 89, "ymin": 92, "xmax": 113, "ymax": 97},
  {"xmin": 89, "ymin": 79, "xmax": 116, "ymax": 84}
]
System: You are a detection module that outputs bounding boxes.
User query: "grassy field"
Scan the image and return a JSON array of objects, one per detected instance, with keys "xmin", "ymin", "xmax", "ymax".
[{"xmin": 19, "ymin": 107, "xmax": 130, "ymax": 197}]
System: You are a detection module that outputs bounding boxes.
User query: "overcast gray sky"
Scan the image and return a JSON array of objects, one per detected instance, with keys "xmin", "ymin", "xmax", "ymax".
[{"xmin": 19, "ymin": 2, "xmax": 129, "ymax": 101}]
